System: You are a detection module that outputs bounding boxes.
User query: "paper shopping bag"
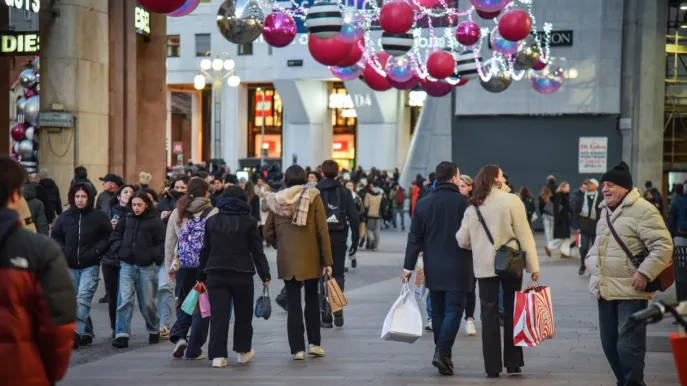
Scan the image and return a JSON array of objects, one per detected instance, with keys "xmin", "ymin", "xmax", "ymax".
[
  {"xmin": 181, "ymin": 282, "xmax": 203, "ymax": 315},
  {"xmin": 381, "ymin": 282, "xmax": 423, "ymax": 344},
  {"xmin": 414, "ymin": 257, "xmax": 425, "ymax": 301},
  {"xmin": 513, "ymin": 285, "xmax": 555, "ymax": 347},
  {"xmin": 326, "ymin": 274, "xmax": 347, "ymax": 313},
  {"xmin": 199, "ymin": 288, "xmax": 211, "ymax": 318}
]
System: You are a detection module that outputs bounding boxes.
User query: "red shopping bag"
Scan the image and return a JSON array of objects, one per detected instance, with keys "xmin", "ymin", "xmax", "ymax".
[
  {"xmin": 513, "ymin": 285, "xmax": 555, "ymax": 347},
  {"xmin": 575, "ymin": 233, "xmax": 581, "ymax": 249}
]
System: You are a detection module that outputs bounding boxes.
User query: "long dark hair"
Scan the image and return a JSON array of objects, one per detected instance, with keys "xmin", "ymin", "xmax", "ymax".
[
  {"xmin": 68, "ymin": 183, "xmax": 93, "ymax": 209},
  {"xmin": 285, "ymin": 165, "xmax": 307, "ymax": 187},
  {"xmin": 520, "ymin": 186, "xmax": 534, "ymax": 199},
  {"xmin": 245, "ymin": 180, "xmax": 256, "ymax": 203},
  {"xmin": 129, "ymin": 190, "xmax": 154, "ymax": 213},
  {"xmin": 110, "ymin": 184, "xmax": 135, "ymax": 208},
  {"xmin": 176, "ymin": 178, "xmax": 209, "ymax": 225},
  {"xmin": 469, "ymin": 165, "xmax": 501, "ymax": 206}
]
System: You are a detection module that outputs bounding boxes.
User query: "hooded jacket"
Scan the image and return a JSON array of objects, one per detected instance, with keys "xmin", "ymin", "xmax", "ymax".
[
  {"xmin": 164, "ymin": 197, "xmax": 218, "ymax": 272},
  {"xmin": 0, "ymin": 209, "xmax": 76, "ymax": 386},
  {"xmin": 197, "ymin": 196, "xmax": 271, "ymax": 282},
  {"xmin": 39, "ymin": 177, "xmax": 63, "ymax": 222},
  {"xmin": 586, "ymin": 188, "xmax": 673, "ymax": 300},
  {"xmin": 109, "ymin": 208, "xmax": 166, "ymax": 267},
  {"xmin": 23, "ymin": 182, "xmax": 49, "ymax": 235},
  {"xmin": 158, "ymin": 190, "xmax": 182, "ymax": 226},
  {"xmin": 71, "ymin": 170, "xmax": 97, "ymax": 199},
  {"xmin": 51, "ymin": 184, "xmax": 113, "ymax": 269},
  {"xmin": 364, "ymin": 187, "xmax": 384, "ymax": 219}
]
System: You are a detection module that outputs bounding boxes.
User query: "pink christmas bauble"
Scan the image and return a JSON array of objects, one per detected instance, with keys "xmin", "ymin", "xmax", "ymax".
[
  {"xmin": 137, "ymin": 0, "xmax": 186, "ymax": 14},
  {"xmin": 426, "ymin": 51, "xmax": 455, "ymax": 80},
  {"xmin": 498, "ymin": 10, "xmax": 532, "ymax": 42},
  {"xmin": 363, "ymin": 52, "xmax": 392, "ymax": 92},
  {"xmin": 532, "ymin": 58, "xmax": 548, "ymax": 71},
  {"xmin": 10, "ymin": 123, "xmax": 28, "ymax": 142},
  {"xmin": 388, "ymin": 76, "xmax": 419, "ymax": 90},
  {"xmin": 412, "ymin": 0, "xmax": 441, "ymax": 9},
  {"xmin": 379, "ymin": 1, "xmax": 415, "ymax": 34},
  {"xmin": 263, "ymin": 13, "xmax": 297, "ymax": 48},
  {"xmin": 455, "ymin": 21, "xmax": 481, "ymax": 46},
  {"xmin": 469, "ymin": 0, "xmax": 510, "ymax": 13},
  {"xmin": 336, "ymin": 37, "xmax": 365, "ymax": 67},
  {"xmin": 308, "ymin": 34, "xmax": 353, "ymax": 66},
  {"xmin": 167, "ymin": 0, "xmax": 199, "ymax": 16},
  {"xmin": 455, "ymin": 78, "xmax": 469, "ymax": 87},
  {"xmin": 24, "ymin": 88, "xmax": 37, "ymax": 98},
  {"xmin": 421, "ymin": 78, "xmax": 453, "ymax": 97}
]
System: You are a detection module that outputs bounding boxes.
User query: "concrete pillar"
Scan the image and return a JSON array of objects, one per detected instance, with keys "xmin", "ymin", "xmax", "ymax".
[
  {"xmin": 166, "ymin": 89, "xmax": 172, "ymax": 166},
  {"xmin": 191, "ymin": 91, "xmax": 202, "ymax": 163},
  {"xmin": 39, "ymin": 0, "xmax": 110, "ymax": 198},
  {"xmin": 221, "ymin": 83, "xmax": 246, "ymax": 170},
  {"xmin": 274, "ymin": 79, "xmax": 329, "ymax": 168},
  {"xmin": 344, "ymin": 80, "xmax": 400, "ymax": 171},
  {"xmin": 399, "ymin": 92, "xmax": 453, "ymax": 189},
  {"xmin": 620, "ymin": 0, "xmax": 668, "ymax": 192}
]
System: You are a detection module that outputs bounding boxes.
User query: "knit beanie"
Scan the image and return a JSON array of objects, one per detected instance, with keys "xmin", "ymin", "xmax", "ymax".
[{"xmin": 601, "ymin": 161, "xmax": 633, "ymax": 190}]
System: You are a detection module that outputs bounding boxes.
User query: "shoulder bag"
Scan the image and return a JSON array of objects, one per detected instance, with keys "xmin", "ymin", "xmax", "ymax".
[
  {"xmin": 605, "ymin": 211, "xmax": 674, "ymax": 292},
  {"xmin": 474, "ymin": 206, "xmax": 526, "ymax": 278}
]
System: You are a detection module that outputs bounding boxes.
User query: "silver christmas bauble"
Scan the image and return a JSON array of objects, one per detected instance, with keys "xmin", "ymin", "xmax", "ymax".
[
  {"xmin": 32, "ymin": 56, "xmax": 39, "ymax": 71},
  {"xmin": 480, "ymin": 69, "xmax": 512, "ymax": 93},
  {"xmin": 513, "ymin": 37, "xmax": 541, "ymax": 71},
  {"xmin": 25, "ymin": 127, "xmax": 36, "ymax": 142},
  {"xmin": 24, "ymin": 95, "xmax": 40, "ymax": 127},
  {"xmin": 19, "ymin": 69, "xmax": 38, "ymax": 89},
  {"xmin": 16, "ymin": 96, "xmax": 28, "ymax": 113},
  {"xmin": 217, "ymin": 0, "xmax": 264, "ymax": 45},
  {"xmin": 17, "ymin": 139, "xmax": 34, "ymax": 157}
]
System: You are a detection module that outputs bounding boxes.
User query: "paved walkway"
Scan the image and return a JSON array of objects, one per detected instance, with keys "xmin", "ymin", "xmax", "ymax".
[{"xmin": 60, "ymin": 232, "xmax": 680, "ymax": 386}]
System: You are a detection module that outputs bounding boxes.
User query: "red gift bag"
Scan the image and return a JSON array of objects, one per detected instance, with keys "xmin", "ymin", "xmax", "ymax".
[{"xmin": 513, "ymin": 285, "xmax": 555, "ymax": 347}]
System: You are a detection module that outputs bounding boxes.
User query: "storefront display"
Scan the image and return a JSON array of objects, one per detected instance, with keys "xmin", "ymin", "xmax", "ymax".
[
  {"xmin": 329, "ymin": 84, "xmax": 356, "ymax": 169},
  {"xmin": 247, "ymin": 85, "xmax": 282, "ymax": 158}
]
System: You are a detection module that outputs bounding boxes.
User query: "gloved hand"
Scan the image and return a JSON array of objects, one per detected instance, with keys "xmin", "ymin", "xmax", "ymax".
[{"xmin": 349, "ymin": 243, "xmax": 358, "ymax": 256}]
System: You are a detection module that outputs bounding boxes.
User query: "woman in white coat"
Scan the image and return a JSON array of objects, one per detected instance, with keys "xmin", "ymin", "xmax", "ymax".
[{"xmin": 456, "ymin": 165, "xmax": 540, "ymax": 379}]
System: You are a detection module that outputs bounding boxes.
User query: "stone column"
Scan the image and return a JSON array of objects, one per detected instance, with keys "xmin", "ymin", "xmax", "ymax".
[
  {"xmin": 166, "ymin": 89, "xmax": 172, "ymax": 166},
  {"xmin": 620, "ymin": 0, "xmax": 668, "ymax": 192},
  {"xmin": 39, "ymin": 0, "xmax": 109, "ymax": 198},
  {"xmin": 221, "ymin": 83, "xmax": 246, "ymax": 170}
]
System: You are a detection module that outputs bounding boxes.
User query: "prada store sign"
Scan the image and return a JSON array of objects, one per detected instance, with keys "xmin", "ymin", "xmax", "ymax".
[{"xmin": 0, "ymin": 31, "xmax": 39, "ymax": 56}]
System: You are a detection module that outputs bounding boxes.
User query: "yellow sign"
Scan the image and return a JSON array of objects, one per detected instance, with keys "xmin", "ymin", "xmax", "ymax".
[{"xmin": 0, "ymin": 31, "xmax": 39, "ymax": 56}]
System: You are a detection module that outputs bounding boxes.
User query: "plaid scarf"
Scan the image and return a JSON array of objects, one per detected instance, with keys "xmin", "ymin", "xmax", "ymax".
[{"xmin": 261, "ymin": 183, "xmax": 319, "ymax": 227}]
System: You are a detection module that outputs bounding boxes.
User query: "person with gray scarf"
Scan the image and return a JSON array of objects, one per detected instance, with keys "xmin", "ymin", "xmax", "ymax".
[{"xmin": 578, "ymin": 179, "xmax": 603, "ymax": 275}]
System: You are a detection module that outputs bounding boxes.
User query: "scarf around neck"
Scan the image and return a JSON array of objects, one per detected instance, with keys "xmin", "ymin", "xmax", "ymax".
[
  {"xmin": 261, "ymin": 183, "xmax": 319, "ymax": 226},
  {"xmin": 581, "ymin": 191, "xmax": 599, "ymax": 220}
]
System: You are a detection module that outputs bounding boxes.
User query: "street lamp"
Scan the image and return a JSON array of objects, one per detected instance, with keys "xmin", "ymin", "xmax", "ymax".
[{"xmin": 194, "ymin": 52, "xmax": 240, "ymax": 161}]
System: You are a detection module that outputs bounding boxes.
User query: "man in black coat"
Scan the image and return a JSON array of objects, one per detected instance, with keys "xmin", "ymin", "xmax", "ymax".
[
  {"xmin": 37, "ymin": 169, "xmax": 62, "ymax": 224},
  {"xmin": 402, "ymin": 161, "xmax": 473, "ymax": 376}
]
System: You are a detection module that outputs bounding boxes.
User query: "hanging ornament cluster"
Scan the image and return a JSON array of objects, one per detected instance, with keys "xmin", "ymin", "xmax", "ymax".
[
  {"xmin": 138, "ymin": 0, "xmax": 200, "ymax": 15},
  {"xmin": 11, "ymin": 57, "xmax": 40, "ymax": 172},
  {"xmin": 231, "ymin": 0, "xmax": 562, "ymax": 96}
]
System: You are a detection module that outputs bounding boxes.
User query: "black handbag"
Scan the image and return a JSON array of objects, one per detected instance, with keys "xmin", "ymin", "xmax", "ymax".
[
  {"xmin": 474, "ymin": 206, "xmax": 526, "ymax": 278},
  {"xmin": 320, "ymin": 280, "xmax": 333, "ymax": 324},
  {"xmin": 254, "ymin": 284, "xmax": 272, "ymax": 320}
]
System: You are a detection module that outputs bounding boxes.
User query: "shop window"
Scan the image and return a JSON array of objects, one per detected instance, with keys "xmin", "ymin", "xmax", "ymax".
[
  {"xmin": 167, "ymin": 35, "xmax": 181, "ymax": 57},
  {"xmin": 238, "ymin": 43, "xmax": 253, "ymax": 56},
  {"xmin": 247, "ymin": 86, "xmax": 283, "ymax": 158},
  {"xmin": 329, "ymin": 84, "xmax": 357, "ymax": 169},
  {"xmin": 195, "ymin": 34, "xmax": 211, "ymax": 56}
]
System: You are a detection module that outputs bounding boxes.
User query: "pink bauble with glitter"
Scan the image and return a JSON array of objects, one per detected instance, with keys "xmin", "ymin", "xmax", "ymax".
[
  {"xmin": 138, "ymin": 0, "xmax": 186, "ymax": 14},
  {"xmin": 388, "ymin": 76, "xmax": 419, "ymax": 90},
  {"xmin": 532, "ymin": 58, "xmax": 548, "ymax": 71},
  {"xmin": 469, "ymin": 0, "xmax": 510, "ymax": 13},
  {"xmin": 380, "ymin": 1, "xmax": 415, "ymax": 34},
  {"xmin": 263, "ymin": 13, "xmax": 297, "ymax": 48},
  {"xmin": 475, "ymin": 8, "xmax": 500, "ymax": 19},
  {"xmin": 456, "ymin": 21, "xmax": 481, "ymax": 46},
  {"xmin": 421, "ymin": 78, "xmax": 453, "ymax": 97},
  {"xmin": 24, "ymin": 88, "xmax": 37, "ymax": 98},
  {"xmin": 167, "ymin": 0, "xmax": 199, "ymax": 16}
]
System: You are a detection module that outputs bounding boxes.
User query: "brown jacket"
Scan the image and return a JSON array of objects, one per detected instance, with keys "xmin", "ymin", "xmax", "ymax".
[{"xmin": 264, "ymin": 192, "xmax": 333, "ymax": 281}]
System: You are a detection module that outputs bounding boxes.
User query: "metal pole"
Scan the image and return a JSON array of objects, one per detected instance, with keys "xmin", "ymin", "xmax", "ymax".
[
  {"xmin": 260, "ymin": 89, "xmax": 265, "ymax": 168},
  {"xmin": 214, "ymin": 78, "xmax": 222, "ymax": 161}
]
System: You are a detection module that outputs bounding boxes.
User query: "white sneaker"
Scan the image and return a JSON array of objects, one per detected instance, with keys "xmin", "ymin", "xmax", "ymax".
[
  {"xmin": 172, "ymin": 338, "xmax": 187, "ymax": 358},
  {"xmin": 238, "ymin": 349, "xmax": 255, "ymax": 364},
  {"xmin": 293, "ymin": 351, "xmax": 306, "ymax": 360},
  {"xmin": 307, "ymin": 344, "xmax": 325, "ymax": 357},
  {"xmin": 212, "ymin": 358, "xmax": 228, "ymax": 368},
  {"xmin": 465, "ymin": 320, "xmax": 477, "ymax": 336}
]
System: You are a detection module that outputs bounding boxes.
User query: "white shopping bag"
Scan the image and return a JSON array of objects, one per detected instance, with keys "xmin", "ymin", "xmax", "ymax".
[{"xmin": 381, "ymin": 282, "xmax": 423, "ymax": 344}]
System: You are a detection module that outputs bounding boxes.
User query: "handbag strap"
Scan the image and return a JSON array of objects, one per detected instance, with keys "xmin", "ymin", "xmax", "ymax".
[
  {"xmin": 605, "ymin": 210, "xmax": 639, "ymax": 267},
  {"xmin": 474, "ymin": 206, "xmax": 521, "ymax": 250}
]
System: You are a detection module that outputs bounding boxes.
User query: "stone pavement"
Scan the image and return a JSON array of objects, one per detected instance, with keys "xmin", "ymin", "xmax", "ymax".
[{"xmin": 60, "ymin": 231, "xmax": 681, "ymax": 386}]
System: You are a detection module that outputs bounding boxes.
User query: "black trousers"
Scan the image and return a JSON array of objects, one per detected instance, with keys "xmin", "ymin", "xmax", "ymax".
[
  {"xmin": 170, "ymin": 268, "xmax": 210, "ymax": 358},
  {"xmin": 580, "ymin": 233, "xmax": 596, "ymax": 269},
  {"xmin": 285, "ymin": 278, "xmax": 321, "ymax": 354},
  {"xmin": 465, "ymin": 274, "xmax": 477, "ymax": 320},
  {"xmin": 478, "ymin": 276, "xmax": 524, "ymax": 374},
  {"xmin": 101, "ymin": 264, "xmax": 120, "ymax": 331},
  {"xmin": 206, "ymin": 272, "xmax": 254, "ymax": 358},
  {"xmin": 330, "ymin": 231, "xmax": 348, "ymax": 292}
]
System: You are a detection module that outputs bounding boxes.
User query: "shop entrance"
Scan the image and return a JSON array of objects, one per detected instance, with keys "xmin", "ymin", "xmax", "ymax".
[{"xmin": 329, "ymin": 83, "xmax": 357, "ymax": 170}]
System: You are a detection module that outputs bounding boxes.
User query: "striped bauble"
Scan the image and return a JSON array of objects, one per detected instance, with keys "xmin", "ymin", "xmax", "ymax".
[
  {"xmin": 305, "ymin": 1, "xmax": 343, "ymax": 39},
  {"xmin": 381, "ymin": 32, "xmax": 414, "ymax": 56},
  {"xmin": 455, "ymin": 50, "xmax": 482, "ymax": 80}
]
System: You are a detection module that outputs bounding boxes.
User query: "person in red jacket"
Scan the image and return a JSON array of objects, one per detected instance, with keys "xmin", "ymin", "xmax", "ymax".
[{"xmin": 0, "ymin": 156, "xmax": 76, "ymax": 386}]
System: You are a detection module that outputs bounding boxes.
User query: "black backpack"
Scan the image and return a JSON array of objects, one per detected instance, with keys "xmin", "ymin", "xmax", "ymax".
[{"xmin": 321, "ymin": 186, "xmax": 347, "ymax": 231}]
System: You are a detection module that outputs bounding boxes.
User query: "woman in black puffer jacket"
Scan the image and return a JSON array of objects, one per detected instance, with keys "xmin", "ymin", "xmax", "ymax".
[
  {"xmin": 109, "ymin": 191, "xmax": 166, "ymax": 349},
  {"xmin": 51, "ymin": 183, "xmax": 112, "ymax": 348}
]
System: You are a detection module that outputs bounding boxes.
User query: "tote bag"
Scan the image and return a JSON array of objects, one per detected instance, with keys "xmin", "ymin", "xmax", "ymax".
[
  {"xmin": 513, "ymin": 284, "xmax": 555, "ymax": 347},
  {"xmin": 381, "ymin": 282, "xmax": 423, "ymax": 344}
]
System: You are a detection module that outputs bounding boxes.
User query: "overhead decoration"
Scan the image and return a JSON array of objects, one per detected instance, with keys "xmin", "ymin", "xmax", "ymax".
[
  {"xmin": 167, "ymin": 0, "xmax": 201, "ymax": 16},
  {"xmin": 138, "ymin": 0, "xmax": 187, "ymax": 14},
  {"xmin": 228, "ymin": 0, "xmax": 562, "ymax": 95},
  {"xmin": 12, "ymin": 56, "xmax": 40, "ymax": 172}
]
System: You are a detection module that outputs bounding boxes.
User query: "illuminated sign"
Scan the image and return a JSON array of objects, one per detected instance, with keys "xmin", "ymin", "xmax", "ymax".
[
  {"xmin": 0, "ymin": 31, "xmax": 39, "ymax": 56},
  {"xmin": 329, "ymin": 93, "xmax": 371, "ymax": 109},
  {"xmin": 5, "ymin": 0, "xmax": 39, "ymax": 13},
  {"xmin": 135, "ymin": 5, "xmax": 151, "ymax": 39}
]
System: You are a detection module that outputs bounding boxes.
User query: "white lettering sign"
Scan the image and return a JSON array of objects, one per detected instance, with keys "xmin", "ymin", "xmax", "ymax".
[
  {"xmin": 135, "ymin": 6, "xmax": 151, "ymax": 36},
  {"xmin": 5, "ymin": 0, "xmax": 39, "ymax": 13},
  {"xmin": 578, "ymin": 137, "xmax": 608, "ymax": 174},
  {"xmin": 0, "ymin": 32, "xmax": 39, "ymax": 56}
]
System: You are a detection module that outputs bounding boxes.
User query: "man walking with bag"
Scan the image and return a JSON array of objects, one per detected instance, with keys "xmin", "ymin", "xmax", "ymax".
[
  {"xmin": 401, "ymin": 162, "xmax": 473, "ymax": 376},
  {"xmin": 317, "ymin": 160, "xmax": 360, "ymax": 328},
  {"xmin": 578, "ymin": 179, "xmax": 602, "ymax": 275},
  {"xmin": 586, "ymin": 162, "xmax": 673, "ymax": 386}
]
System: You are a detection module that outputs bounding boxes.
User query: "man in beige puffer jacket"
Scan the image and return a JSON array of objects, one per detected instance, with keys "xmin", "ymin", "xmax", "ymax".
[{"xmin": 586, "ymin": 161, "xmax": 672, "ymax": 386}]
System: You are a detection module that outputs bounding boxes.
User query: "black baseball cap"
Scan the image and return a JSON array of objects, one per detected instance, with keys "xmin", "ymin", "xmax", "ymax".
[{"xmin": 100, "ymin": 173, "xmax": 123, "ymax": 185}]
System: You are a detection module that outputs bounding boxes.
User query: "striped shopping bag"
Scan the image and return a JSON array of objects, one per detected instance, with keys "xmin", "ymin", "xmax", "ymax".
[{"xmin": 513, "ymin": 285, "xmax": 555, "ymax": 347}]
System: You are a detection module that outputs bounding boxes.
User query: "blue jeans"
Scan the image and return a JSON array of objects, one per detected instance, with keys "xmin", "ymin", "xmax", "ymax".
[
  {"xmin": 426, "ymin": 292, "xmax": 432, "ymax": 317},
  {"xmin": 391, "ymin": 207, "xmax": 405, "ymax": 229},
  {"xmin": 429, "ymin": 290, "xmax": 466, "ymax": 356},
  {"xmin": 158, "ymin": 265, "xmax": 175, "ymax": 329},
  {"xmin": 69, "ymin": 265, "xmax": 100, "ymax": 338},
  {"xmin": 116, "ymin": 263, "xmax": 159, "ymax": 338},
  {"xmin": 598, "ymin": 298, "xmax": 648, "ymax": 386},
  {"xmin": 170, "ymin": 268, "xmax": 210, "ymax": 358}
]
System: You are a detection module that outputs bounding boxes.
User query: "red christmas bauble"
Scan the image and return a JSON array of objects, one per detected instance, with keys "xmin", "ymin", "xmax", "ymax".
[
  {"xmin": 421, "ymin": 78, "xmax": 453, "ymax": 97},
  {"xmin": 363, "ymin": 52, "xmax": 392, "ymax": 92},
  {"xmin": 455, "ymin": 78, "xmax": 469, "ymax": 87},
  {"xmin": 426, "ymin": 51, "xmax": 455, "ymax": 80},
  {"xmin": 380, "ymin": 1, "xmax": 415, "ymax": 34},
  {"xmin": 476, "ymin": 9, "xmax": 500, "ymax": 19},
  {"xmin": 532, "ymin": 58, "xmax": 548, "ymax": 71},
  {"xmin": 388, "ymin": 76, "xmax": 419, "ymax": 90},
  {"xmin": 498, "ymin": 10, "xmax": 532, "ymax": 42},
  {"xmin": 137, "ymin": 0, "xmax": 187, "ymax": 14},
  {"xmin": 308, "ymin": 34, "xmax": 353, "ymax": 66},
  {"xmin": 10, "ymin": 123, "xmax": 28, "ymax": 142},
  {"xmin": 337, "ymin": 37, "xmax": 365, "ymax": 67}
]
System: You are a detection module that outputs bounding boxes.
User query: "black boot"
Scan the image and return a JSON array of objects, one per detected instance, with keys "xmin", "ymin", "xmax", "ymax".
[
  {"xmin": 149, "ymin": 333, "xmax": 160, "ymax": 344},
  {"xmin": 98, "ymin": 294, "xmax": 108, "ymax": 304},
  {"xmin": 112, "ymin": 337, "xmax": 129, "ymax": 349},
  {"xmin": 80, "ymin": 335, "xmax": 93, "ymax": 347},
  {"xmin": 333, "ymin": 311, "xmax": 344, "ymax": 327},
  {"xmin": 73, "ymin": 332, "xmax": 80, "ymax": 350},
  {"xmin": 431, "ymin": 352, "xmax": 454, "ymax": 376}
]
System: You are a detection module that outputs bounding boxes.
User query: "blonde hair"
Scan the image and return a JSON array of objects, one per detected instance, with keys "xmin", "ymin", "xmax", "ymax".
[
  {"xmin": 556, "ymin": 181, "xmax": 570, "ymax": 193},
  {"xmin": 460, "ymin": 175, "xmax": 473, "ymax": 186}
]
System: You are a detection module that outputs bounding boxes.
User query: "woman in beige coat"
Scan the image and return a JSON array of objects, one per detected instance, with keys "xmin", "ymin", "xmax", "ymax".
[
  {"xmin": 456, "ymin": 165, "xmax": 539, "ymax": 379},
  {"xmin": 263, "ymin": 165, "xmax": 333, "ymax": 360}
]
